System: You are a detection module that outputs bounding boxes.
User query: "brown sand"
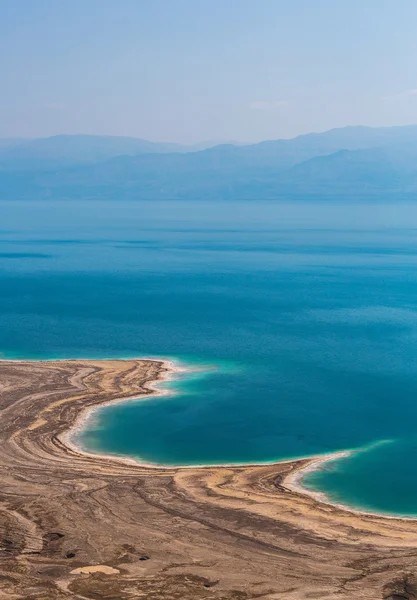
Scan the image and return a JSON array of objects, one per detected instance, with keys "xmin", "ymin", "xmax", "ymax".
[{"xmin": 0, "ymin": 358, "xmax": 416, "ymax": 599}]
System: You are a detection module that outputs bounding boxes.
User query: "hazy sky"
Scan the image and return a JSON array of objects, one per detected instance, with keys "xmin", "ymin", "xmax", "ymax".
[{"xmin": 2, "ymin": 0, "xmax": 417, "ymax": 143}]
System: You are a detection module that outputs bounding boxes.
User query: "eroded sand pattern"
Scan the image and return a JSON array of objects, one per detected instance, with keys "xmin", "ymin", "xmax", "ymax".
[{"xmin": 0, "ymin": 358, "xmax": 415, "ymax": 599}]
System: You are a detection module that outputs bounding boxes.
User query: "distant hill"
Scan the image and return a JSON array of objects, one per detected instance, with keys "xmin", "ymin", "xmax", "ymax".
[
  {"xmin": 218, "ymin": 124, "xmax": 417, "ymax": 170},
  {"xmin": 0, "ymin": 134, "xmax": 211, "ymax": 171},
  {"xmin": 2, "ymin": 125, "xmax": 417, "ymax": 200}
]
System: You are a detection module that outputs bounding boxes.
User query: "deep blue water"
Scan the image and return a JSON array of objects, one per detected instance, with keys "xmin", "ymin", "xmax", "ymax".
[{"xmin": 3, "ymin": 199, "xmax": 417, "ymax": 515}]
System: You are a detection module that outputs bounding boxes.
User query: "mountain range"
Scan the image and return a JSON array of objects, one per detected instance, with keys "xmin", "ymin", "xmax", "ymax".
[
  {"xmin": 2, "ymin": 125, "xmax": 417, "ymax": 200},
  {"xmin": 0, "ymin": 135, "xmax": 229, "ymax": 171}
]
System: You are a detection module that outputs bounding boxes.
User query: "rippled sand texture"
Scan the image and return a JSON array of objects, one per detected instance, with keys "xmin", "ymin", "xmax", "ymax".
[{"xmin": 0, "ymin": 359, "xmax": 416, "ymax": 600}]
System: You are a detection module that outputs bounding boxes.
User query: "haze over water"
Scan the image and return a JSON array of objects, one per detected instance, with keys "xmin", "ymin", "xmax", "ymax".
[{"xmin": 2, "ymin": 198, "xmax": 417, "ymax": 516}]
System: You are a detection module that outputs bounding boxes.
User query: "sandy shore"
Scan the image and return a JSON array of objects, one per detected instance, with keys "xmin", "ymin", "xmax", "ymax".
[
  {"xmin": 0, "ymin": 358, "xmax": 416, "ymax": 600},
  {"xmin": 284, "ymin": 451, "xmax": 352, "ymax": 502}
]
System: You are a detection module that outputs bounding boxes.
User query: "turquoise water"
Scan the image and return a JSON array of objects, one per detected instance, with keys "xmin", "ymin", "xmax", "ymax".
[{"xmin": 3, "ymin": 199, "xmax": 417, "ymax": 515}]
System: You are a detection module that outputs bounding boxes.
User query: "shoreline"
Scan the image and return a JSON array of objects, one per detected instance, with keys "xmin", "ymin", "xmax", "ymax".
[{"xmin": 54, "ymin": 356, "xmax": 416, "ymax": 521}]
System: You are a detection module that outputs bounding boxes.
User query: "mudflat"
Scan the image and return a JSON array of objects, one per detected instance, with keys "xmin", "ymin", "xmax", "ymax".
[{"xmin": 0, "ymin": 359, "xmax": 416, "ymax": 599}]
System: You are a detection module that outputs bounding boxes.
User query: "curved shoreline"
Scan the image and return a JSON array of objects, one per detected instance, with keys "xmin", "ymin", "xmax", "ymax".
[
  {"xmin": 56, "ymin": 356, "xmax": 414, "ymax": 521},
  {"xmin": 60, "ymin": 358, "xmax": 187, "ymax": 467}
]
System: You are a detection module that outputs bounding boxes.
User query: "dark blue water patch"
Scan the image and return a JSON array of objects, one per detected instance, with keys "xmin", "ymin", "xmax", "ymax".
[
  {"xmin": 0, "ymin": 252, "xmax": 53, "ymax": 259},
  {"xmin": 113, "ymin": 241, "xmax": 161, "ymax": 248},
  {"xmin": 0, "ymin": 239, "xmax": 106, "ymax": 245}
]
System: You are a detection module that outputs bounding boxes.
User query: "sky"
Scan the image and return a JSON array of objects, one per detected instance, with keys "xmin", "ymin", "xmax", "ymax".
[{"xmin": 1, "ymin": 0, "xmax": 417, "ymax": 144}]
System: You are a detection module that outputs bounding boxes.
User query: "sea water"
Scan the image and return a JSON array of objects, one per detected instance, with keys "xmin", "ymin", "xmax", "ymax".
[{"xmin": 2, "ymin": 198, "xmax": 417, "ymax": 515}]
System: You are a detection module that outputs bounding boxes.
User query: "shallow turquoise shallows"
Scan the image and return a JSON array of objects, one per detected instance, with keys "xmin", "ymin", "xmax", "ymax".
[{"xmin": 3, "ymin": 198, "xmax": 417, "ymax": 516}]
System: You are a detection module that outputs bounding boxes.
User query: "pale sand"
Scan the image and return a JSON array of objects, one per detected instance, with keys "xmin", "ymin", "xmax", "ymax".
[{"xmin": 71, "ymin": 565, "xmax": 120, "ymax": 575}]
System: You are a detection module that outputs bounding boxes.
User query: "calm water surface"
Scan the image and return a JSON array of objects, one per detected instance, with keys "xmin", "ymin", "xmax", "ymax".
[{"xmin": 2, "ymin": 199, "xmax": 417, "ymax": 515}]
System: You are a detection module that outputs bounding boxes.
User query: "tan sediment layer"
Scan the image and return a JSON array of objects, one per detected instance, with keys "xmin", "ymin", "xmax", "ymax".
[{"xmin": 0, "ymin": 359, "xmax": 416, "ymax": 599}]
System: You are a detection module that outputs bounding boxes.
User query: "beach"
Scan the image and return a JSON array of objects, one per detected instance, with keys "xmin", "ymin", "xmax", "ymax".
[{"xmin": 0, "ymin": 358, "xmax": 416, "ymax": 599}]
